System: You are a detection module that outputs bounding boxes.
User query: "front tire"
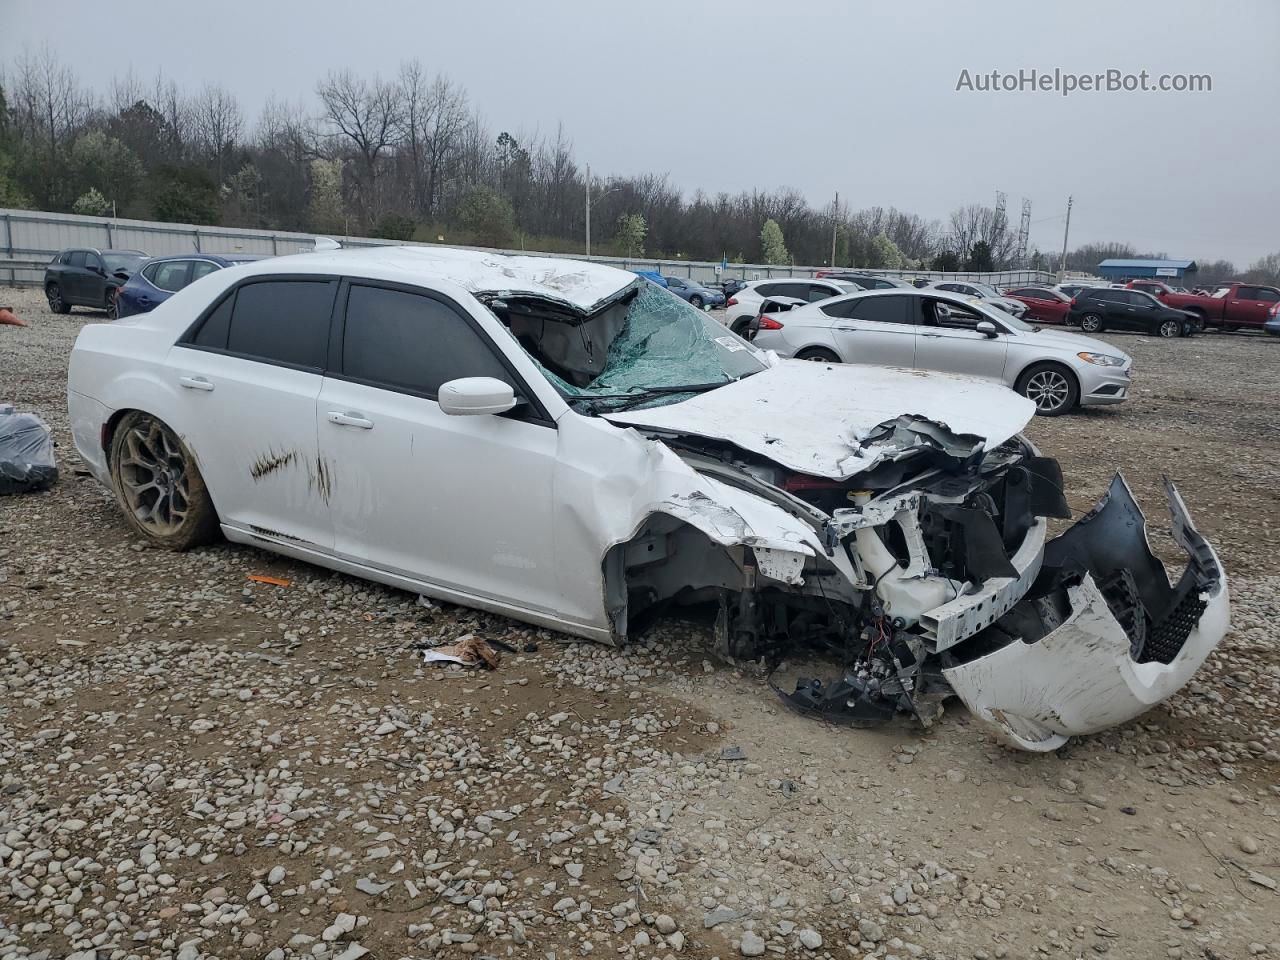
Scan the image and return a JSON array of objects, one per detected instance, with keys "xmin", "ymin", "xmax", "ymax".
[
  {"xmin": 796, "ymin": 347, "xmax": 840, "ymax": 363},
  {"xmin": 46, "ymin": 282, "xmax": 71, "ymax": 314},
  {"xmin": 1017, "ymin": 363, "xmax": 1079, "ymax": 416},
  {"xmin": 1079, "ymin": 313, "xmax": 1104, "ymax": 333},
  {"xmin": 109, "ymin": 412, "xmax": 220, "ymax": 550}
]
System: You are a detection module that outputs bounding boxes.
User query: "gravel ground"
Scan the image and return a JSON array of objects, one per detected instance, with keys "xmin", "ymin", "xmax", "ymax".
[{"xmin": 1, "ymin": 286, "xmax": 1278, "ymax": 960}]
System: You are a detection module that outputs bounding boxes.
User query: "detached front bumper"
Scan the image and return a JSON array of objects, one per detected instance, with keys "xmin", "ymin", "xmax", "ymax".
[{"xmin": 942, "ymin": 474, "xmax": 1228, "ymax": 751}]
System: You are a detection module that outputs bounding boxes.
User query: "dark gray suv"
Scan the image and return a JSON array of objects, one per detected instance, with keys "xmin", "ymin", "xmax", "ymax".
[{"xmin": 45, "ymin": 248, "xmax": 147, "ymax": 320}]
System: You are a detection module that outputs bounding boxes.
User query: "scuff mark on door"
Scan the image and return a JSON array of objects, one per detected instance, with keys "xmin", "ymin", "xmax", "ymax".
[{"xmin": 250, "ymin": 449, "xmax": 298, "ymax": 480}]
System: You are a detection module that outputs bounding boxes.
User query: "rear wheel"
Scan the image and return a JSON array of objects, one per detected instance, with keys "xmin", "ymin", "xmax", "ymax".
[
  {"xmin": 46, "ymin": 282, "xmax": 71, "ymax": 314},
  {"xmin": 1156, "ymin": 318, "xmax": 1183, "ymax": 338},
  {"xmin": 1016, "ymin": 363, "xmax": 1079, "ymax": 416},
  {"xmin": 105, "ymin": 287, "xmax": 118, "ymax": 321},
  {"xmin": 109, "ymin": 412, "xmax": 220, "ymax": 550},
  {"xmin": 796, "ymin": 347, "xmax": 840, "ymax": 363},
  {"xmin": 1079, "ymin": 313, "xmax": 1104, "ymax": 333},
  {"xmin": 730, "ymin": 317, "xmax": 752, "ymax": 336}
]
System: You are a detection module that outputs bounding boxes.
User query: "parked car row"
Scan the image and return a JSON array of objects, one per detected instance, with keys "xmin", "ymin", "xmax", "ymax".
[
  {"xmin": 1124, "ymin": 279, "xmax": 1280, "ymax": 332},
  {"xmin": 44, "ymin": 248, "xmax": 147, "ymax": 320},
  {"xmin": 746, "ymin": 287, "xmax": 1131, "ymax": 416},
  {"xmin": 46, "ymin": 247, "xmax": 262, "ymax": 320}
]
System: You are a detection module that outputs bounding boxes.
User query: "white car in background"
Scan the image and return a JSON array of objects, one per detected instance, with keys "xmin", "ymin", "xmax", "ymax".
[
  {"xmin": 66, "ymin": 247, "xmax": 1225, "ymax": 752},
  {"xmin": 724, "ymin": 277, "xmax": 861, "ymax": 334},
  {"xmin": 749, "ymin": 287, "xmax": 1133, "ymax": 416},
  {"xmin": 927, "ymin": 279, "xmax": 1029, "ymax": 318}
]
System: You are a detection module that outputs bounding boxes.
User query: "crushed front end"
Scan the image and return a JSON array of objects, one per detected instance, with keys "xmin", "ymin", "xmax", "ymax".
[{"xmin": 620, "ymin": 418, "xmax": 1227, "ymax": 752}]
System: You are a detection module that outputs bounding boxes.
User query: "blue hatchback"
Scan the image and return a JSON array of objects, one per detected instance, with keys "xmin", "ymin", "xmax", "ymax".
[{"xmin": 116, "ymin": 253, "xmax": 261, "ymax": 318}]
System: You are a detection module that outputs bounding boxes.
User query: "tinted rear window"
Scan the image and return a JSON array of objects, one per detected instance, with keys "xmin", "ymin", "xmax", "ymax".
[
  {"xmin": 224, "ymin": 280, "xmax": 335, "ymax": 368},
  {"xmin": 850, "ymin": 296, "xmax": 912, "ymax": 325},
  {"xmin": 193, "ymin": 293, "xmax": 234, "ymax": 349}
]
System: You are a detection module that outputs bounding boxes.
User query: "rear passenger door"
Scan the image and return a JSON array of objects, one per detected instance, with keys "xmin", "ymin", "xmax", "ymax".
[
  {"xmin": 823, "ymin": 295, "xmax": 917, "ymax": 367},
  {"xmin": 168, "ymin": 276, "xmax": 338, "ymax": 550}
]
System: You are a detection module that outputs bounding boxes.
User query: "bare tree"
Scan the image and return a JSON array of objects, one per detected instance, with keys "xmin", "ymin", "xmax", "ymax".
[
  {"xmin": 316, "ymin": 69, "xmax": 402, "ymax": 226},
  {"xmin": 420, "ymin": 74, "xmax": 469, "ymax": 221},
  {"xmin": 191, "ymin": 83, "xmax": 243, "ymax": 184},
  {"xmin": 151, "ymin": 73, "xmax": 191, "ymax": 162},
  {"xmin": 945, "ymin": 203, "xmax": 1018, "ymax": 268}
]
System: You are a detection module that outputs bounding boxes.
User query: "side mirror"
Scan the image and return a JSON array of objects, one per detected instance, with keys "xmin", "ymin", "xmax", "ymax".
[
  {"xmin": 976, "ymin": 320, "xmax": 998, "ymax": 338},
  {"xmin": 437, "ymin": 377, "xmax": 518, "ymax": 416}
]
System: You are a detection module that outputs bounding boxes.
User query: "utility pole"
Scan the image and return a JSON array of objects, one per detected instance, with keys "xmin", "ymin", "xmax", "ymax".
[
  {"xmin": 830, "ymin": 191, "xmax": 839, "ymax": 267},
  {"xmin": 1058, "ymin": 195, "xmax": 1073, "ymax": 275},
  {"xmin": 585, "ymin": 163, "xmax": 591, "ymax": 258}
]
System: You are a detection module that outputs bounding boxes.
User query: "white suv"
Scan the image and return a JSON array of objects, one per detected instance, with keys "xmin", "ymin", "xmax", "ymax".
[{"xmin": 724, "ymin": 277, "xmax": 861, "ymax": 334}]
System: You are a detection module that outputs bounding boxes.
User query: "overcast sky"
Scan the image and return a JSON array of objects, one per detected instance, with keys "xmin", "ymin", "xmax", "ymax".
[{"xmin": 2, "ymin": 0, "xmax": 1276, "ymax": 265}]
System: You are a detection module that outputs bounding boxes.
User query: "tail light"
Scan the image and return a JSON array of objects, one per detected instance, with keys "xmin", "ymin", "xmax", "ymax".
[
  {"xmin": 1270, "ymin": 302, "xmax": 1280, "ymax": 317},
  {"xmin": 757, "ymin": 316, "xmax": 784, "ymax": 330},
  {"xmin": 727, "ymin": 297, "xmax": 738, "ymax": 307}
]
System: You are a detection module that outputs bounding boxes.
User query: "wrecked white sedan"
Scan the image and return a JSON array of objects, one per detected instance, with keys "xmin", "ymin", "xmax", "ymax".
[{"xmin": 67, "ymin": 247, "xmax": 1228, "ymax": 751}]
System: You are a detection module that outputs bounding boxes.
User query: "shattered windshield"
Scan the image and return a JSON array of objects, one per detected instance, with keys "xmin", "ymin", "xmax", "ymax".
[{"xmin": 496, "ymin": 280, "xmax": 768, "ymax": 411}]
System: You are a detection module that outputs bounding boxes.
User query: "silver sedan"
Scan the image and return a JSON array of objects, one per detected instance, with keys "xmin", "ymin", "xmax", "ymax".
[{"xmin": 750, "ymin": 288, "xmax": 1131, "ymax": 415}]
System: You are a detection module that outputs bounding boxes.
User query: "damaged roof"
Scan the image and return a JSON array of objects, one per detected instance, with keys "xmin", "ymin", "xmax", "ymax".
[
  {"xmin": 604, "ymin": 360, "xmax": 1037, "ymax": 479},
  {"xmin": 265, "ymin": 245, "xmax": 637, "ymax": 314}
]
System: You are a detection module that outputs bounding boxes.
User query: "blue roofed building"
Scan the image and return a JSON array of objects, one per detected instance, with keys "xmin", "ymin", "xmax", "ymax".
[{"xmin": 1097, "ymin": 258, "xmax": 1198, "ymax": 282}]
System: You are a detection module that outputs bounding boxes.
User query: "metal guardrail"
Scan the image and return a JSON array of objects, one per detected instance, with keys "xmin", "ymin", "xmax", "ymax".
[{"xmin": 0, "ymin": 258, "xmax": 49, "ymax": 289}]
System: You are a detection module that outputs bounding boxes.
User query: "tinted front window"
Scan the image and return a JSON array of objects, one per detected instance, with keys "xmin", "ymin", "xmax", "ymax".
[
  {"xmin": 68, "ymin": 251, "xmax": 87, "ymax": 268},
  {"xmin": 850, "ymin": 296, "xmax": 912, "ymax": 325},
  {"xmin": 342, "ymin": 285, "xmax": 510, "ymax": 397},
  {"xmin": 1235, "ymin": 286, "xmax": 1261, "ymax": 300},
  {"xmin": 225, "ymin": 280, "xmax": 335, "ymax": 368}
]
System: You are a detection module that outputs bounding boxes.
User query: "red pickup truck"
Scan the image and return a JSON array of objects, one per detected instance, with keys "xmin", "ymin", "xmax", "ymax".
[{"xmin": 1126, "ymin": 280, "xmax": 1280, "ymax": 331}]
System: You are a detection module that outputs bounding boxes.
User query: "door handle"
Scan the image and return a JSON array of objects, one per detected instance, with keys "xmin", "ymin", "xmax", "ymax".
[
  {"xmin": 921, "ymin": 332, "xmax": 943, "ymax": 338},
  {"xmin": 833, "ymin": 323, "xmax": 856, "ymax": 332},
  {"xmin": 327, "ymin": 411, "xmax": 374, "ymax": 429},
  {"xmin": 179, "ymin": 376, "xmax": 214, "ymax": 392}
]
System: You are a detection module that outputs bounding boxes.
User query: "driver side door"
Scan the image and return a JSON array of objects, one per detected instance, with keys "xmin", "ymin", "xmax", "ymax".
[
  {"xmin": 317, "ymin": 280, "xmax": 562, "ymax": 615},
  {"xmin": 915, "ymin": 298, "xmax": 1009, "ymax": 380}
]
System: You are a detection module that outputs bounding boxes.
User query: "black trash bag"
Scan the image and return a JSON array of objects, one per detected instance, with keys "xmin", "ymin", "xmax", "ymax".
[{"xmin": 0, "ymin": 404, "xmax": 58, "ymax": 495}]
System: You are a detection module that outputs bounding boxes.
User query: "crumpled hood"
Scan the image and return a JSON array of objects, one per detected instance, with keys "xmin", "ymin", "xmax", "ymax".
[{"xmin": 603, "ymin": 359, "xmax": 1036, "ymax": 479}]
